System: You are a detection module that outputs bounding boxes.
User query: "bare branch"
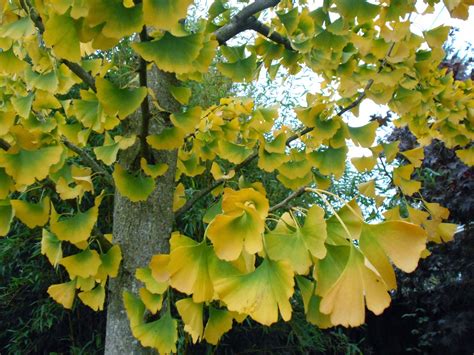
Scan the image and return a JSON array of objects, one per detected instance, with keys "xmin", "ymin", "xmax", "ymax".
[
  {"xmin": 62, "ymin": 138, "xmax": 114, "ymax": 185},
  {"xmin": 0, "ymin": 138, "xmax": 11, "ymax": 151}
]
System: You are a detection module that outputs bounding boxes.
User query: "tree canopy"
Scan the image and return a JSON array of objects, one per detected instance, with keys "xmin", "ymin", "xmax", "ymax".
[{"xmin": 0, "ymin": 0, "xmax": 473, "ymax": 353}]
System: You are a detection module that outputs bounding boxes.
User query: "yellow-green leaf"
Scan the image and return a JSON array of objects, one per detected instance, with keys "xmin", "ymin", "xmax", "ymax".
[
  {"xmin": 78, "ymin": 284, "xmax": 105, "ymax": 311},
  {"xmin": 47, "ymin": 280, "xmax": 76, "ymax": 309},
  {"xmin": 60, "ymin": 249, "xmax": 102, "ymax": 278},
  {"xmin": 41, "ymin": 229, "xmax": 63, "ymax": 266},
  {"xmin": 133, "ymin": 311, "xmax": 178, "ymax": 353},
  {"xmin": 113, "ymin": 164, "xmax": 155, "ymax": 202},
  {"xmin": 176, "ymin": 298, "xmax": 203, "ymax": 343},
  {"xmin": 10, "ymin": 197, "xmax": 50, "ymax": 228}
]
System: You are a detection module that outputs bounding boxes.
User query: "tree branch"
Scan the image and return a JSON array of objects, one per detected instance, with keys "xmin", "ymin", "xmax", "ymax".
[
  {"xmin": 0, "ymin": 138, "xmax": 11, "ymax": 151},
  {"xmin": 269, "ymin": 186, "xmax": 307, "ymax": 213},
  {"xmin": 138, "ymin": 27, "xmax": 152, "ymax": 160},
  {"xmin": 215, "ymin": 0, "xmax": 283, "ymax": 45},
  {"xmin": 62, "ymin": 138, "xmax": 114, "ymax": 185},
  {"xmin": 246, "ymin": 17, "xmax": 293, "ymax": 50}
]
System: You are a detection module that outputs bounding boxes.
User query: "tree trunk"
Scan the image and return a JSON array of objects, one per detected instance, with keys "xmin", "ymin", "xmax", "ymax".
[{"xmin": 104, "ymin": 67, "xmax": 181, "ymax": 354}]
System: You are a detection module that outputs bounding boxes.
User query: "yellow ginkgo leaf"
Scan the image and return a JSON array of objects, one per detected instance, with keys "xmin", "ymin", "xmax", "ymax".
[
  {"xmin": 50, "ymin": 194, "xmax": 102, "ymax": 244},
  {"xmin": 359, "ymin": 221, "xmax": 427, "ymax": 290},
  {"xmin": 136, "ymin": 267, "xmax": 168, "ymax": 294},
  {"xmin": 140, "ymin": 158, "xmax": 168, "ymax": 178},
  {"xmin": 96, "ymin": 77, "xmax": 147, "ymax": 120},
  {"xmin": 149, "ymin": 254, "xmax": 170, "ymax": 282},
  {"xmin": 41, "ymin": 229, "xmax": 62, "ymax": 266},
  {"xmin": 47, "ymin": 280, "xmax": 77, "ymax": 309},
  {"xmin": 382, "ymin": 140, "xmax": 399, "ymax": 163},
  {"xmin": 60, "ymin": 249, "xmax": 102, "ymax": 279},
  {"xmin": 113, "ymin": 164, "xmax": 155, "ymax": 202},
  {"xmin": 147, "ymin": 126, "xmax": 185, "ymax": 150},
  {"xmin": 203, "ymin": 307, "xmax": 234, "ymax": 345},
  {"xmin": 10, "ymin": 197, "xmax": 50, "ymax": 228},
  {"xmin": 78, "ymin": 284, "xmax": 105, "ymax": 311},
  {"xmin": 139, "ymin": 288, "xmax": 163, "ymax": 315},
  {"xmin": 265, "ymin": 205, "xmax": 327, "ymax": 274},
  {"xmin": 168, "ymin": 233, "xmax": 215, "ymax": 302},
  {"xmin": 0, "ymin": 48, "xmax": 27, "ymax": 74},
  {"xmin": 358, "ymin": 179, "xmax": 376, "ymax": 198},
  {"xmin": 210, "ymin": 257, "xmax": 294, "ymax": 326},
  {"xmin": 143, "ymin": 0, "xmax": 193, "ymax": 31},
  {"xmin": 76, "ymin": 276, "xmax": 96, "ymax": 292},
  {"xmin": 0, "ymin": 200, "xmax": 13, "ymax": 237},
  {"xmin": 401, "ymin": 147, "xmax": 424, "ymax": 167},
  {"xmin": 455, "ymin": 146, "xmax": 474, "ymax": 166},
  {"xmin": 393, "ymin": 164, "xmax": 421, "ymax": 196},
  {"xmin": 217, "ymin": 140, "xmax": 254, "ymax": 164},
  {"xmin": 0, "ymin": 145, "xmax": 63, "ymax": 186},
  {"xmin": 133, "ymin": 311, "xmax": 178, "ymax": 354},
  {"xmin": 173, "ymin": 183, "xmax": 186, "ymax": 212},
  {"xmin": 176, "ymin": 298, "xmax": 203, "ymax": 344},
  {"xmin": 348, "ymin": 121, "xmax": 378, "ymax": 148},
  {"xmin": 315, "ymin": 245, "xmax": 391, "ymax": 327},
  {"xmin": 351, "ymin": 155, "xmax": 377, "ymax": 172}
]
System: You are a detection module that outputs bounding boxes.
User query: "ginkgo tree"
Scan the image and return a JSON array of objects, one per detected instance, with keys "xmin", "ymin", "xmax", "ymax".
[{"xmin": 0, "ymin": 0, "xmax": 473, "ymax": 353}]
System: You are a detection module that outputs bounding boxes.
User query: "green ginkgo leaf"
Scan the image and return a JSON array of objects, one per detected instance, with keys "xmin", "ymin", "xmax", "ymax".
[
  {"xmin": 210, "ymin": 257, "xmax": 294, "ymax": 326},
  {"xmin": 113, "ymin": 164, "xmax": 155, "ymax": 202},
  {"xmin": 170, "ymin": 85, "xmax": 192, "ymax": 105},
  {"xmin": 43, "ymin": 12, "xmax": 81, "ymax": 62},
  {"xmin": 59, "ymin": 248, "xmax": 102, "ymax": 278},
  {"xmin": 123, "ymin": 290, "xmax": 146, "ymax": 329},
  {"xmin": 78, "ymin": 284, "xmax": 105, "ymax": 311},
  {"xmin": 11, "ymin": 93, "xmax": 34, "ymax": 118},
  {"xmin": 217, "ymin": 140, "xmax": 254, "ymax": 164},
  {"xmin": 96, "ymin": 78, "xmax": 147, "ymax": 120},
  {"xmin": 326, "ymin": 199, "xmax": 363, "ymax": 245},
  {"xmin": 86, "ymin": 0, "xmax": 144, "ymax": 39},
  {"xmin": 0, "ymin": 200, "xmax": 13, "ymax": 237},
  {"xmin": 0, "ymin": 17, "xmax": 35, "ymax": 40},
  {"xmin": 176, "ymin": 298, "xmax": 203, "ymax": 343},
  {"xmin": 168, "ymin": 233, "xmax": 215, "ymax": 302},
  {"xmin": 94, "ymin": 134, "xmax": 136, "ymax": 165},
  {"xmin": 11, "ymin": 197, "xmax": 50, "ymax": 228},
  {"xmin": 308, "ymin": 146, "xmax": 348, "ymax": 178},
  {"xmin": 0, "ymin": 145, "xmax": 63, "ymax": 186},
  {"xmin": 217, "ymin": 53, "xmax": 258, "ymax": 82},
  {"xmin": 348, "ymin": 121, "xmax": 378, "ymax": 148},
  {"xmin": 359, "ymin": 221, "xmax": 427, "ymax": 290},
  {"xmin": 170, "ymin": 106, "xmax": 201, "ymax": 134},
  {"xmin": 132, "ymin": 32, "xmax": 204, "ymax": 74},
  {"xmin": 296, "ymin": 276, "xmax": 332, "ymax": 328},
  {"xmin": 41, "ymin": 229, "xmax": 63, "ymax": 266},
  {"xmin": 98, "ymin": 245, "xmax": 122, "ymax": 278},
  {"xmin": 203, "ymin": 307, "xmax": 234, "ymax": 345},
  {"xmin": 25, "ymin": 67, "xmax": 59, "ymax": 93},
  {"xmin": 265, "ymin": 205, "xmax": 327, "ymax": 274},
  {"xmin": 133, "ymin": 311, "xmax": 178, "ymax": 354}
]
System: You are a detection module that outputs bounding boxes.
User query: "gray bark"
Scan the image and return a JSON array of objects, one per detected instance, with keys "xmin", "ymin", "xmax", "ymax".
[{"xmin": 104, "ymin": 66, "xmax": 181, "ymax": 354}]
